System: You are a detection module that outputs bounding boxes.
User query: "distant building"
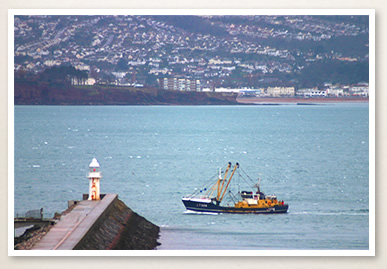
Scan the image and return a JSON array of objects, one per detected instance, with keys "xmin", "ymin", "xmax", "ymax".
[
  {"xmin": 326, "ymin": 87, "xmax": 344, "ymax": 97},
  {"xmin": 213, "ymin": 88, "xmax": 263, "ymax": 96},
  {"xmin": 214, "ymin": 88, "xmax": 242, "ymax": 93},
  {"xmin": 266, "ymin": 87, "xmax": 295, "ymax": 97},
  {"xmin": 239, "ymin": 89, "xmax": 263, "ymax": 97},
  {"xmin": 296, "ymin": 88, "xmax": 327, "ymax": 97},
  {"xmin": 159, "ymin": 78, "xmax": 202, "ymax": 91},
  {"xmin": 149, "ymin": 68, "xmax": 169, "ymax": 75},
  {"xmin": 74, "ymin": 64, "xmax": 90, "ymax": 71},
  {"xmin": 111, "ymin": 72, "xmax": 127, "ymax": 79},
  {"xmin": 128, "ymin": 59, "xmax": 146, "ymax": 66},
  {"xmin": 44, "ymin": 60, "xmax": 61, "ymax": 67},
  {"xmin": 71, "ymin": 77, "xmax": 96, "ymax": 86},
  {"xmin": 350, "ymin": 83, "xmax": 369, "ymax": 96}
]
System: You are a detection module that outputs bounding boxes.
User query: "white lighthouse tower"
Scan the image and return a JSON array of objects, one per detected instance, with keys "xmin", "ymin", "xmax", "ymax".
[{"xmin": 88, "ymin": 158, "xmax": 102, "ymax": 200}]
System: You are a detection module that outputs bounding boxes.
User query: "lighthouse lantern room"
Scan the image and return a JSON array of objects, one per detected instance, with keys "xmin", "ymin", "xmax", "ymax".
[{"xmin": 88, "ymin": 158, "xmax": 102, "ymax": 200}]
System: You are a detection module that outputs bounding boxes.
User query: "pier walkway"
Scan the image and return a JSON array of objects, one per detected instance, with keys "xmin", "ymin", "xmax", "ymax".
[{"xmin": 31, "ymin": 194, "xmax": 117, "ymax": 250}]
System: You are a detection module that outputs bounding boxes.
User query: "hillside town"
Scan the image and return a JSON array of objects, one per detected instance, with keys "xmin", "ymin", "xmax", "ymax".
[
  {"xmin": 158, "ymin": 77, "xmax": 369, "ymax": 97},
  {"xmin": 14, "ymin": 15, "xmax": 369, "ymax": 98}
]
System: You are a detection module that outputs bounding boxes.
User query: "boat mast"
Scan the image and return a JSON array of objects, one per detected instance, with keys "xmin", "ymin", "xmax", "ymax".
[
  {"xmin": 206, "ymin": 168, "xmax": 222, "ymax": 197},
  {"xmin": 219, "ymin": 162, "xmax": 239, "ymax": 203},
  {"xmin": 217, "ymin": 162, "xmax": 231, "ymax": 202}
]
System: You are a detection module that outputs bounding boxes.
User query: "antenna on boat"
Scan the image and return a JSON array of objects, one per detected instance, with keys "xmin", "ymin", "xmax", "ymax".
[{"xmin": 253, "ymin": 177, "xmax": 262, "ymax": 193}]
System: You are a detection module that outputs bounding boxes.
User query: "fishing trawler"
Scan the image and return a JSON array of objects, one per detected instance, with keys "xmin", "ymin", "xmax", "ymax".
[{"xmin": 182, "ymin": 162, "xmax": 288, "ymax": 214}]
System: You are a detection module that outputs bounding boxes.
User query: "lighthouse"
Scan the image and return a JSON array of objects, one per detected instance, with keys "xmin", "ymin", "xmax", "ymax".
[{"xmin": 88, "ymin": 158, "xmax": 102, "ymax": 200}]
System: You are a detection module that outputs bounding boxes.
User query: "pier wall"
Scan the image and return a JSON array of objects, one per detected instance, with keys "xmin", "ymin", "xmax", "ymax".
[
  {"xmin": 25, "ymin": 194, "xmax": 160, "ymax": 250},
  {"xmin": 74, "ymin": 197, "xmax": 160, "ymax": 250}
]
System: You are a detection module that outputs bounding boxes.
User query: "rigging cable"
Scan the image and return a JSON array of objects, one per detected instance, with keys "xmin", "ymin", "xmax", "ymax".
[{"xmin": 189, "ymin": 163, "xmax": 229, "ymax": 197}]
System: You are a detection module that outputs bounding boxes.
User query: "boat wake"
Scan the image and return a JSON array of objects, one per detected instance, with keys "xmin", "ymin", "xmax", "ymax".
[
  {"xmin": 291, "ymin": 209, "xmax": 369, "ymax": 216},
  {"xmin": 183, "ymin": 210, "xmax": 219, "ymax": 215}
]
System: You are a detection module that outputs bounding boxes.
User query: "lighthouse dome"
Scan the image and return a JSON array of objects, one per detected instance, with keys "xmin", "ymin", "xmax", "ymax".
[
  {"xmin": 89, "ymin": 158, "xmax": 100, "ymax": 168},
  {"xmin": 88, "ymin": 158, "xmax": 102, "ymax": 179}
]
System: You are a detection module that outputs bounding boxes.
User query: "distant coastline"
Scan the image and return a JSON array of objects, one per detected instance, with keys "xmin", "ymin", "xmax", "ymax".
[{"xmin": 14, "ymin": 83, "xmax": 368, "ymax": 106}]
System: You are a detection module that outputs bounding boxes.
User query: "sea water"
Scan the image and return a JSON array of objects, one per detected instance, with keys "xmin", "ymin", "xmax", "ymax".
[{"xmin": 13, "ymin": 104, "xmax": 370, "ymax": 250}]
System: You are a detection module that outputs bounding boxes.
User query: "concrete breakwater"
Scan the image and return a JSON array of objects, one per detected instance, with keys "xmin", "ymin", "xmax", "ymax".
[
  {"xmin": 20, "ymin": 194, "xmax": 160, "ymax": 250},
  {"xmin": 74, "ymin": 195, "xmax": 160, "ymax": 250}
]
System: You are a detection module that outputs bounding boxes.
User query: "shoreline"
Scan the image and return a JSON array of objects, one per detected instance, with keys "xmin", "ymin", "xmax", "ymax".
[
  {"xmin": 236, "ymin": 97, "xmax": 369, "ymax": 105},
  {"xmin": 14, "ymin": 83, "xmax": 369, "ymax": 106}
]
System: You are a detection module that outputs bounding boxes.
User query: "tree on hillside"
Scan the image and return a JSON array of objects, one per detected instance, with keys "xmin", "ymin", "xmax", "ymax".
[
  {"xmin": 296, "ymin": 60, "xmax": 369, "ymax": 88},
  {"xmin": 38, "ymin": 65, "xmax": 88, "ymax": 86}
]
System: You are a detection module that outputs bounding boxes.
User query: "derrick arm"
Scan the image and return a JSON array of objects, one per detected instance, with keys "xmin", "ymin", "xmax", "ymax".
[
  {"xmin": 219, "ymin": 162, "xmax": 239, "ymax": 202},
  {"xmin": 217, "ymin": 162, "xmax": 231, "ymax": 202}
]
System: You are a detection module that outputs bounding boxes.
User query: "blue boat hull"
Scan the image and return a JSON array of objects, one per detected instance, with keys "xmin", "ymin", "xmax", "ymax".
[{"xmin": 182, "ymin": 199, "xmax": 288, "ymax": 214}]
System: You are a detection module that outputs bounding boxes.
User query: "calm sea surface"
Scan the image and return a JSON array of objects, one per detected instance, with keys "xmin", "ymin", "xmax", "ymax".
[{"xmin": 14, "ymin": 104, "xmax": 370, "ymax": 250}]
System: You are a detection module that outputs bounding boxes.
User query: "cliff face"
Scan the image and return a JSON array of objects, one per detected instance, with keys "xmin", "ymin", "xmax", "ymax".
[
  {"xmin": 74, "ymin": 198, "xmax": 160, "ymax": 250},
  {"xmin": 14, "ymin": 83, "xmax": 238, "ymax": 105}
]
